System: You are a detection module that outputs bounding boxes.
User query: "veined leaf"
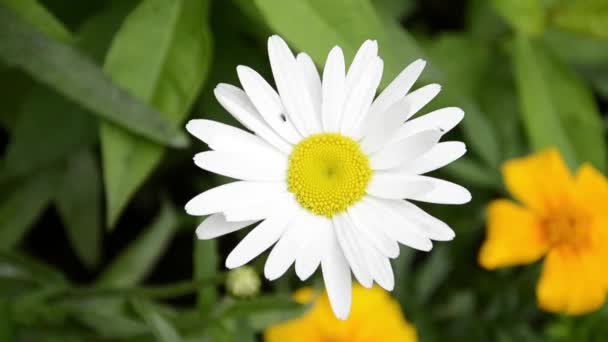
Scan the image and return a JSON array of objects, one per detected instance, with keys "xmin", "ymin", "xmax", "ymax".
[
  {"xmin": 96, "ymin": 202, "xmax": 178, "ymax": 287},
  {"xmin": 0, "ymin": 4, "xmax": 187, "ymax": 148},
  {"xmin": 55, "ymin": 150, "xmax": 102, "ymax": 269},
  {"xmin": 132, "ymin": 298, "xmax": 183, "ymax": 342},
  {"xmin": 0, "ymin": 0, "xmax": 73, "ymax": 43},
  {"xmin": 512, "ymin": 36, "xmax": 605, "ymax": 169},
  {"xmin": 551, "ymin": 0, "xmax": 608, "ymax": 39},
  {"xmin": 101, "ymin": 0, "xmax": 212, "ymax": 227}
]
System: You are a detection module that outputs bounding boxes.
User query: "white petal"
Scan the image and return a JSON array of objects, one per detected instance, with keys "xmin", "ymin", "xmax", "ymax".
[
  {"xmin": 185, "ymin": 181, "xmax": 285, "ymax": 216},
  {"xmin": 186, "ymin": 119, "xmax": 278, "ymax": 155},
  {"xmin": 194, "ymin": 150, "xmax": 287, "ymax": 181},
  {"xmin": 341, "ymin": 57, "xmax": 383, "ymax": 138},
  {"xmin": 321, "ymin": 226, "xmax": 352, "ymax": 320},
  {"xmin": 214, "ymin": 84, "xmax": 291, "ymax": 153},
  {"xmin": 359, "ymin": 237, "xmax": 394, "ymax": 291},
  {"xmin": 407, "ymin": 176, "xmax": 472, "ymax": 204},
  {"xmin": 364, "ymin": 197, "xmax": 433, "ymax": 251},
  {"xmin": 195, "ymin": 213, "xmax": 257, "ymax": 240},
  {"xmin": 360, "ymin": 97, "xmax": 411, "ymax": 155},
  {"xmin": 321, "ymin": 47, "xmax": 346, "ymax": 132},
  {"xmin": 224, "ymin": 192, "xmax": 291, "ymax": 222},
  {"xmin": 225, "ymin": 200, "xmax": 298, "ymax": 269},
  {"xmin": 370, "ymin": 130, "xmax": 441, "ymax": 170},
  {"xmin": 236, "ymin": 66, "xmax": 301, "ymax": 144},
  {"xmin": 296, "ymin": 53, "xmax": 322, "ymax": 122},
  {"xmin": 402, "ymin": 141, "xmax": 466, "ymax": 174},
  {"xmin": 404, "ymin": 83, "xmax": 441, "ymax": 116},
  {"xmin": 264, "ymin": 208, "xmax": 308, "ymax": 280},
  {"xmin": 345, "ymin": 40, "xmax": 378, "ymax": 94},
  {"xmin": 268, "ymin": 36, "xmax": 321, "ymax": 135},
  {"xmin": 392, "ymin": 107, "xmax": 464, "ymax": 142},
  {"xmin": 388, "ymin": 199, "xmax": 455, "ymax": 241},
  {"xmin": 370, "ymin": 59, "xmax": 426, "ymax": 117},
  {"xmin": 333, "ymin": 214, "xmax": 373, "ymax": 288},
  {"xmin": 367, "ymin": 172, "xmax": 434, "ymax": 200},
  {"xmin": 295, "ymin": 215, "xmax": 329, "ymax": 280},
  {"xmin": 347, "ymin": 202, "xmax": 399, "ymax": 258}
]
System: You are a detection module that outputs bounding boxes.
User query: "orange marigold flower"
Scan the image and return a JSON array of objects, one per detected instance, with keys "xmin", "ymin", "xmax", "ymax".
[
  {"xmin": 264, "ymin": 285, "xmax": 417, "ymax": 342},
  {"xmin": 479, "ymin": 148, "xmax": 608, "ymax": 315}
]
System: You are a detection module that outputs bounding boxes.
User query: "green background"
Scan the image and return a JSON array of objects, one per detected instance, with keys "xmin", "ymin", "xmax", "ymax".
[{"xmin": 0, "ymin": 0, "xmax": 607, "ymax": 340}]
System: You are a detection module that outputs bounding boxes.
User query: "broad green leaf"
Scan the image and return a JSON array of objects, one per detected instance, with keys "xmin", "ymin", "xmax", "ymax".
[
  {"xmin": 55, "ymin": 150, "xmax": 102, "ymax": 268},
  {"xmin": 512, "ymin": 36, "xmax": 605, "ymax": 169},
  {"xmin": 490, "ymin": 0, "xmax": 545, "ymax": 36},
  {"xmin": 0, "ymin": 168, "xmax": 61, "ymax": 250},
  {"xmin": 0, "ymin": 299, "xmax": 14, "ymax": 341},
  {"xmin": 551, "ymin": 0, "xmax": 608, "ymax": 39},
  {"xmin": 0, "ymin": 4, "xmax": 187, "ymax": 148},
  {"xmin": 97, "ymin": 202, "xmax": 179, "ymax": 287},
  {"xmin": 132, "ymin": 298, "xmax": 183, "ymax": 342},
  {"xmin": 0, "ymin": 0, "xmax": 72, "ymax": 43},
  {"xmin": 195, "ymin": 239, "xmax": 218, "ymax": 314},
  {"xmin": 1, "ymin": 86, "xmax": 96, "ymax": 179},
  {"xmin": 372, "ymin": 0, "xmax": 415, "ymax": 20},
  {"xmin": 101, "ymin": 0, "xmax": 212, "ymax": 227},
  {"xmin": 253, "ymin": 0, "xmax": 500, "ymax": 167}
]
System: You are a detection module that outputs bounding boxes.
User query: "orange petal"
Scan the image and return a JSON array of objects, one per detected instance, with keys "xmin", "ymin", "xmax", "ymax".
[
  {"xmin": 502, "ymin": 148, "xmax": 574, "ymax": 214},
  {"xmin": 479, "ymin": 199, "xmax": 548, "ymax": 269},
  {"xmin": 574, "ymin": 163, "xmax": 608, "ymax": 216},
  {"xmin": 537, "ymin": 247, "xmax": 607, "ymax": 315}
]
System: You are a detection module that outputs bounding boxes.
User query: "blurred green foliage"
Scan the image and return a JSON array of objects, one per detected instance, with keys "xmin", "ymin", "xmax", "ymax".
[{"xmin": 0, "ymin": 0, "xmax": 607, "ymax": 341}]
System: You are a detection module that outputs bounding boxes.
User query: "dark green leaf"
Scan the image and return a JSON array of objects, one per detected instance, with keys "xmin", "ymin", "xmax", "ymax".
[
  {"xmin": 0, "ymin": 168, "xmax": 61, "ymax": 250},
  {"xmin": 1, "ymin": 86, "xmax": 96, "ymax": 179},
  {"xmin": 219, "ymin": 295, "xmax": 306, "ymax": 331},
  {"xmin": 132, "ymin": 298, "xmax": 183, "ymax": 342},
  {"xmin": 97, "ymin": 201, "xmax": 179, "ymax": 287},
  {"xmin": 55, "ymin": 150, "xmax": 102, "ymax": 268},
  {"xmin": 100, "ymin": 0, "xmax": 212, "ymax": 226},
  {"xmin": 0, "ymin": 4, "xmax": 188, "ymax": 148}
]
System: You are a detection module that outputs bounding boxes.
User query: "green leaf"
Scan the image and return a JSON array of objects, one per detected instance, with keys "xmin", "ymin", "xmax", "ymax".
[
  {"xmin": 100, "ymin": 0, "xmax": 212, "ymax": 227},
  {"xmin": 194, "ymin": 239, "xmax": 218, "ymax": 314},
  {"xmin": 1, "ymin": 86, "xmax": 96, "ymax": 179},
  {"xmin": 97, "ymin": 201, "xmax": 179, "ymax": 287},
  {"xmin": 443, "ymin": 158, "xmax": 502, "ymax": 190},
  {"xmin": 55, "ymin": 150, "xmax": 102, "ymax": 268},
  {"xmin": 551, "ymin": 0, "xmax": 608, "ymax": 39},
  {"xmin": 132, "ymin": 298, "xmax": 183, "ymax": 342},
  {"xmin": 0, "ymin": 0, "xmax": 73, "ymax": 43},
  {"xmin": 0, "ymin": 4, "xmax": 187, "ymax": 148},
  {"xmin": 0, "ymin": 169, "xmax": 61, "ymax": 250},
  {"xmin": 512, "ymin": 36, "xmax": 605, "ymax": 169},
  {"xmin": 543, "ymin": 29, "xmax": 608, "ymax": 99},
  {"xmin": 414, "ymin": 246, "xmax": 452, "ymax": 305},
  {"xmin": 490, "ymin": 0, "xmax": 545, "ymax": 36},
  {"xmin": 0, "ymin": 251, "xmax": 67, "ymax": 286}
]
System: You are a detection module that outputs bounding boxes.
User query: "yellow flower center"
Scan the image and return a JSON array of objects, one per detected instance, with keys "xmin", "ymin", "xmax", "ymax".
[
  {"xmin": 287, "ymin": 133, "xmax": 372, "ymax": 217},
  {"xmin": 542, "ymin": 209, "xmax": 591, "ymax": 249}
]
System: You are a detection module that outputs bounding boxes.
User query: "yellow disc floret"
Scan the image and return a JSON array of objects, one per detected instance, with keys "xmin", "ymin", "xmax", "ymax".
[{"xmin": 287, "ymin": 133, "xmax": 372, "ymax": 217}]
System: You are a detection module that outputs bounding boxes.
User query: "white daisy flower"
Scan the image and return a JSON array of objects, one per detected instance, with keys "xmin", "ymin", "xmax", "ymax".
[{"xmin": 186, "ymin": 35, "xmax": 471, "ymax": 319}]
